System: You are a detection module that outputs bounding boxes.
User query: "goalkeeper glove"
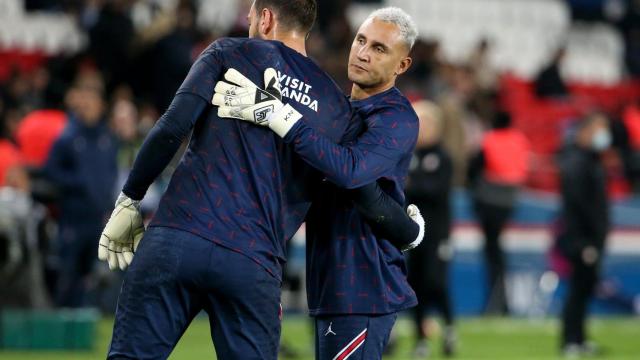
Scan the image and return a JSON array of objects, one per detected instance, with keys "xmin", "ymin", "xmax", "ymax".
[
  {"xmin": 403, "ymin": 204, "xmax": 425, "ymax": 251},
  {"xmin": 212, "ymin": 67, "xmax": 302, "ymax": 137},
  {"xmin": 98, "ymin": 192, "xmax": 144, "ymax": 271}
]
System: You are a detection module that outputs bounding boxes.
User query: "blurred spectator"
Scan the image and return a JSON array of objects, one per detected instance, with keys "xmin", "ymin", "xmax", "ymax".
[
  {"xmin": 2, "ymin": 68, "xmax": 52, "ymax": 113},
  {"xmin": 567, "ymin": 0, "xmax": 607, "ymax": 21},
  {"xmin": 0, "ymin": 110, "xmax": 50, "ymax": 309},
  {"xmin": 15, "ymin": 110, "xmax": 68, "ymax": 167},
  {"xmin": 410, "ymin": 50, "xmax": 481, "ymax": 187},
  {"xmin": 615, "ymin": 101, "xmax": 640, "ymax": 191},
  {"xmin": 308, "ymin": 14, "xmax": 353, "ymax": 92},
  {"xmin": 24, "ymin": 0, "xmax": 65, "ymax": 11},
  {"xmin": 88, "ymin": 0, "xmax": 135, "ymax": 92},
  {"xmin": 534, "ymin": 47, "xmax": 569, "ymax": 99},
  {"xmin": 617, "ymin": 0, "xmax": 640, "ymax": 76},
  {"xmin": 110, "ymin": 98, "xmax": 141, "ymax": 169},
  {"xmin": 24, "ymin": 68, "xmax": 51, "ymax": 111},
  {"xmin": 406, "ymin": 100, "xmax": 456, "ymax": 358},
  {"xmin": 439, "ymin": 94, "xmax": 471, "ymax": 187},
  {"xmin": 0, "ymin": 106, "xmax": 25, "ymax": 190},
  {"xmin": 556, "ymin": 112, "xmax": 611, "ymax": 356},
  {"xmin": 398, "ymin": 39, "xmax": 447, "ymax": 99},
  {"xmin": 12, "ymin": 109, "xmax": 68, "ymax": 205},
  {"xmin": 468, "ymin": 111, "xmax": 530, "ymax": 315},
  {"xmin": 0, "ymin": 138, "xmax": 24, "ymax": 189},
  {"xmin": 43, "ymin": 71, "xmax": 118, "ymax": 307},
  {"xmin": 316, "ymin": 0, "xmax": 350, "ymax": 32},
  {"xmin": 2, "ymin": 165, "xmax": 31, "ymax": 193},
  {"xmin": 0, "ymin": 184, "xmax": 51, "ymax": 309},
  {"xmin": 150, "ymin": 0, "xmax": 202, "ymax": 111},
  {"xmin": 468, "ymin": 38, "xmax": 498, "ymax": 94},
  {"xmin": 468, "ymin": 38, "xmax": 499, "ymax": 126}
]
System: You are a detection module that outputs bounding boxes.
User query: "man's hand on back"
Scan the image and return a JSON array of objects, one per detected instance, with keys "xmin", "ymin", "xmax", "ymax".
[{"xmin": 212, "ymin": 68, "xmax": 302, "ymax": 138}]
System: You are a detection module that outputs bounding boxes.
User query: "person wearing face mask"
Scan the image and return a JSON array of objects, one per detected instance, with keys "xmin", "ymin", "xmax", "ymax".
[{"xmin": 556, "ymin": 112, "xmax": 611, "ymax": 357}]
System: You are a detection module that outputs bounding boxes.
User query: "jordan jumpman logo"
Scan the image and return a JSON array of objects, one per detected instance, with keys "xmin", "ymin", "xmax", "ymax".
[{"xmin": 324, "ymin": 322, "xmax": 336, "ymax": 336}]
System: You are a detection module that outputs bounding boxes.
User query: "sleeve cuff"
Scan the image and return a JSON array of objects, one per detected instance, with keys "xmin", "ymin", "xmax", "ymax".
[{"xmin": 268, "ymin": 104, "xmax": 303, "ymax": 138}]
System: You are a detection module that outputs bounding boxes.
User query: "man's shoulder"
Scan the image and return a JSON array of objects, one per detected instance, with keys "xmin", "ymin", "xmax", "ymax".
[
  {"xmin": 366, "ymin": 90, "xmax": 418, "ymax": 126},
  {"xmin": 386, "ymin": 89, "xmax": 417, "ymax": 114},
  {"xmin": 207, "ymin": 37, "xmax": 283, "ymax": 55}
]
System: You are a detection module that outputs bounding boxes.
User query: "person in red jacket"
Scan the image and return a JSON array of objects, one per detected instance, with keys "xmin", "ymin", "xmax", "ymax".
[
  {"xmin": 618, "ymin": 101, "xmax": 640, "ymax": 192},
  {"xmin": 0, "ymin": 139, "xmax": 22, "ymax": 186},
  {"xmin": 15, "ymin": 109, "xmax": 67, "ymax": 167},
  {"xmin": 468, "ymin": 111, "xmax": 530, "ymax": 315},
  {"xmin": 0, "ymin": 116, "xmax": 29, "ymax": 191}
]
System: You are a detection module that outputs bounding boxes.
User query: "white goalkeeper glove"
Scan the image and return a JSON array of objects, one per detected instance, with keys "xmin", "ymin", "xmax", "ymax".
[
  {"xmin": 212, "ymin": 67, "xmax": 302, "ymax": 137},
  {"xmin": 403, "ymin": 204, "xmax": 425, "ymax": 251},
  {"xmin": 98, "ymin": 192, "xmax": 144, "ymax": 271}
]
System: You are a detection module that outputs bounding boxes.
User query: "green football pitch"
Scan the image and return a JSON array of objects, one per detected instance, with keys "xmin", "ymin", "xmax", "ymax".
[{"xmin": 1, "ymin": 316, "xmax": 638, "ymax": 359}]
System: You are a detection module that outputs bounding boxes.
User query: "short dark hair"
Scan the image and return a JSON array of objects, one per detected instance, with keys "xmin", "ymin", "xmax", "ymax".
[{"xmin": 254, "ymin": 0, "xmax": 317, "ymax": 34}]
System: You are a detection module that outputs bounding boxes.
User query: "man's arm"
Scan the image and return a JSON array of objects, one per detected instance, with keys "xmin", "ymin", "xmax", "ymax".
[
  {"xmin": 212, "ymin": 68, "xmax": 423, "ymax": 248},
  {"xmin": 286, "ymin": 112, "xmax": 423, "ymax": 249},
  {"xmin": 212, "ymin": 68, "xmax": 417, "ymax": 189},
  {"xmin": 349, "ymin": 182, "xmax": 424, "ymax": 251},
  {"xmin": 281, "ymin": 109, "xmax": 417, "ymax": 189}
]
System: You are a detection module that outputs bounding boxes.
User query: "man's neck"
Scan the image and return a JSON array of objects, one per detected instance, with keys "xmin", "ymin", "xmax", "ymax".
[
  {"xmin": 350, "ymin": 82, "xmax": 394, "ymax": 101},
  {"xmin": 271, "ymin": 32, "xmax": 307, "ymax": 56}
]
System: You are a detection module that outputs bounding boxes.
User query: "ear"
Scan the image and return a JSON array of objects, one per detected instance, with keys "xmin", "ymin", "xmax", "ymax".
[
  {"xmin": 259, "ymin": 8, "xmax": 275, "ymax": 36},
  {"xmin": 396, "ymin": 56, "xmax": 412, "ymax": 76}
]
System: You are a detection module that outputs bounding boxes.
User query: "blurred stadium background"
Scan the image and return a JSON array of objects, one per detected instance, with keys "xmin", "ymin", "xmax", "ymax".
[{"xmin": 0, "ymin": 0, "xmax": 639, "ymax": 358}]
